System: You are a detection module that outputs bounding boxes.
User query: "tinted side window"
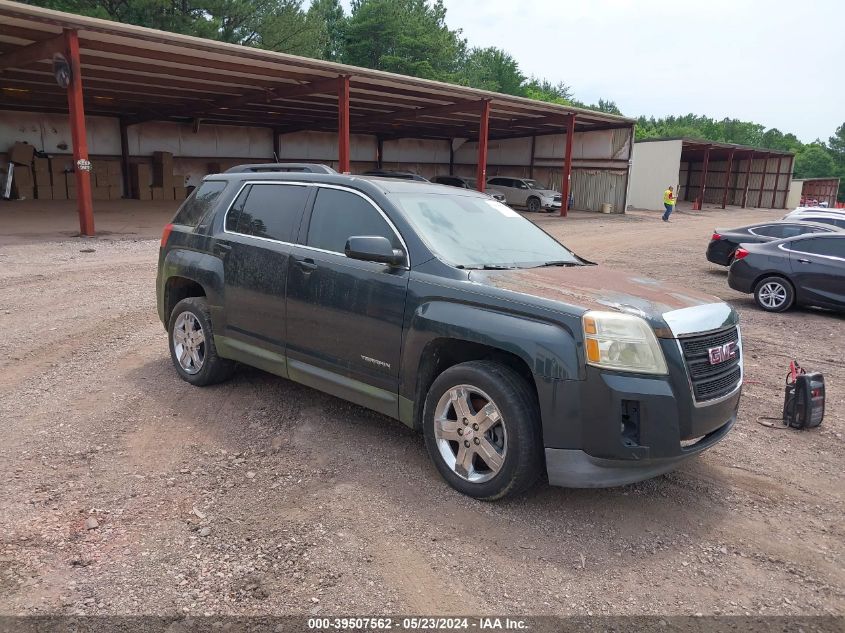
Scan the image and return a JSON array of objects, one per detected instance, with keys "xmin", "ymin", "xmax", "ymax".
[
  {"xmin": 307, "ymin": 188, "xmax": 398, "ymax": 253},
  {"xmin": 803, "ymin": 216, "xmax": 838, "ymax": 228},
  {"xmin": 755, "ymin": 224, "xmax": 815, "ymax": 238},
  {"xmin": 225, "ymin": 185, "xmax": 250, "ymax": 232},
  {"xmin": 791, "ymin": 237, "xmax": 845, "ymax": 258},
  {"xmin": 488, "ymin": 178, "xmax": 506, "ymax": 186},
  {"xmin": 234, "ymin": 184, "xmax": 309, "ymax": 242},
  {"xmin": 173, "ymin": 181, "xmax": 227, "ymax": 226}
]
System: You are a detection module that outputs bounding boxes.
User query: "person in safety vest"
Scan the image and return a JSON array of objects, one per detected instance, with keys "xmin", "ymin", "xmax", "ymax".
[{"xmin": 662, "ymin": 185, "xmax": 676, "ymax": 222}]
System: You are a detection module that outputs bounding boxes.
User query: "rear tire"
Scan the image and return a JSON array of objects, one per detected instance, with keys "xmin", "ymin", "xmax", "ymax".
[
  {"xmin": 754, "ymin": 276, "xmax": 794, "ymax": 312},
  {"xmin": 526, "ymin": 197, "xmax": 541, "ymax": 213},
  {"xmin": 168, "ymin": 297, "xmax": 235, "ymax": 386},
  {"xmin": 422, "ymin": 361, "xmax": 542, "ymax": 501}
]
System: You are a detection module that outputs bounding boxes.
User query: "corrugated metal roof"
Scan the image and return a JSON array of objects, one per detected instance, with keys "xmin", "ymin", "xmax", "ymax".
[{"xmin": 637, "ymin": 137, "xmax": 794, "ymax": 157}]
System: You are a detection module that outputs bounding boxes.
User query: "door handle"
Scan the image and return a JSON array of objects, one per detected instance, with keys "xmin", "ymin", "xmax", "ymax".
[
  {"xmin": 214, "ymin": 242, "xmax": 232, "ymax": 256},
  {"xmin": 295, "ymin": 257, "xmax": 318, "ymax": 272},
  {"xmin": 797, "ymin": 258, "xmax": 812, "ymax": 264}
]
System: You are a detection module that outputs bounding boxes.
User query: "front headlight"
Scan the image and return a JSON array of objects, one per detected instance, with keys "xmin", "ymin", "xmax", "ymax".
[{"xmin": 582, "ymin": 311, "xmax": 668, "ymax": 375}]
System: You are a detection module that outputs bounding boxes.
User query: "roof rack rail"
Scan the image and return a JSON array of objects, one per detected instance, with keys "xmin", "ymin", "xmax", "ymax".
[{"xmin": 223, "ymin": 163, "xmax": 337, "ymax": 174}]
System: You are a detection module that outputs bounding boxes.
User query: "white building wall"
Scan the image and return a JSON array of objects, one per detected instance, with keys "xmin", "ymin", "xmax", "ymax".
[
  {"xmin": 787, "ymin": 179, "xmax": 804, "ymax": 210},
  {"xmin": 1, "ymin": 109, "xmax": 632, "ymax": 210},
  {"xmin": 0, "ymin": 111, "xmax": 121, "ymax": 155},
  {"xmin": 277, "ymin": 131, "xmax": 378, "ymax": 163},
  {"xmin": 628, "ymin": 140, "xmax": 683, "ymax": 210}
]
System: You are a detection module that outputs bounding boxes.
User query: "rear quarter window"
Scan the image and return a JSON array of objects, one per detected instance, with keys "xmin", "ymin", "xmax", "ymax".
[{"xmin": 172, "ymin": 181, "xmax": 228, "ymax": 226}]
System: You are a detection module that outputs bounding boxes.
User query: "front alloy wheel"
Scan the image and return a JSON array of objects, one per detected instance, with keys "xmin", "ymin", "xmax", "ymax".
[
  {"xmin": 526, "ymin": 197, "xmax": 541, "ymax": 213},
  {"xmin": 423, "ymin": 361, "xmax": 542, "ymax": 500},
  {"xmin": 433, "ymin": 385, "xmax": 507, "ymax": 483}
]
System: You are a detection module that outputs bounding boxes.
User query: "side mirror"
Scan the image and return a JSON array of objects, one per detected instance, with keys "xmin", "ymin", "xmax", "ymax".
[{"xmin": 345, "ymin": 235, "xmax": 405, "ymax": 266}]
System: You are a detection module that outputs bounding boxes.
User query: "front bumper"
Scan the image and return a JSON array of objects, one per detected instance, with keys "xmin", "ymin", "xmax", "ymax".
[
  {"xmin": 543, "ymin": 200, "xmax": 562, "ymax": 211},
  {"xmin": 546, "ymin": 415, "xmax": 735, "ymax": 487},
  {"xmin": 539, "ymin": 335, "xmax": 741, "ymax": 488}
]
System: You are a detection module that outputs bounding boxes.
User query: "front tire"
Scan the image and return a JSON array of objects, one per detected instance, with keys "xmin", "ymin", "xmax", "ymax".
[
  {"xmin": 754, "ymin": 276, "xmax": 795, "ymax": 312},
  {"xmin": 423, "ymin": 361, "xmax": 542, "ymax": 501},
  {"xmin": 526, "ymin": 197, "xmax": 541, "ymax": 213},
  {"xmin": 168, "ymin": 297, "xmax": 235, "ymax": 386}
]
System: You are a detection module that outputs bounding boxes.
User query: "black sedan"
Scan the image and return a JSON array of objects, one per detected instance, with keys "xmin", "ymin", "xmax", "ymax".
[
  {"xmin": 432, "ymin": 175, "xmax": 508, "ymax": 203},
  {"xmin": 728, "ymin": 234, "xmax": 845, "ymax": 312},
  {"xmin": 706, "ymin": 221, "xmax": 841, "ymax": 265}
]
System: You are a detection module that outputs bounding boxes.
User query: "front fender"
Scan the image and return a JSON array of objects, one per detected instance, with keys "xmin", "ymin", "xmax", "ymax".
[{"xmin": 400, "ymin": 300, "xmax": 582, "ymax": 391}]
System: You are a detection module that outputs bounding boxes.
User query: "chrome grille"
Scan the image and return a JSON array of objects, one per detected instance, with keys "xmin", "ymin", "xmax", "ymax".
[{"xmin": 680, "ymin": 326, "xmax": 742, "ymax": 403}]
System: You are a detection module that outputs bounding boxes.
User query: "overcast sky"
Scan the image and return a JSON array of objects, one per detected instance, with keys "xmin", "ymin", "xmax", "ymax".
[{"xmin": 426, "ymin": 0, "xmax": 844, "ymax": 142}]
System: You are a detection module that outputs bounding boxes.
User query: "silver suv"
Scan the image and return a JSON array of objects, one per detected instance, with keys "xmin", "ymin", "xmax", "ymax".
[{"xmin": 486, "ymin": 177, "xmax": 562, "ymax": 212}]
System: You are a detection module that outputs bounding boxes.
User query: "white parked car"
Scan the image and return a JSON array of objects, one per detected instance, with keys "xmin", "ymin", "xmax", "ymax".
[
  {"xmin": 782, "ymin": 208, "xmax": 845, "ymax": 229},
  {"xmin": 486, "ymin": 177, "xmax": 562, "ymax": 212}
]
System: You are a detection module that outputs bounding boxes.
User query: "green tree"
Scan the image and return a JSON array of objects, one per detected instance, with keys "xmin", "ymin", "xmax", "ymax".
[
  {"xmin": 343, "ymin": 0, "xmax": 466, "ymax": 80},
  {"xmin": 591, "ymin": 99, "xmax": 622, "ymax": 115},
  {"xmin": 196, "ymin": 0, "xmax": 326, "ymax": 56},
  {"xmin": 761, "ymin": 128, "xmax": 802, "ymax": 153},
  {"xmin": 793, "ymin": 145, "xmax": 836, "ymax": 179},
  {"xmin": 21, "ymin": 0, "xmax": 204, "ymax": 35},
  {"xmin": 309, "ymin": 0, "xmax": 346, "ymax": 61},
  {"xmin": 828, "ymin": 123, "xmax": 845, "ymax": 164},
  {"xmin": 522, "ymin": 78, "xmax": 573, "ymax": 105},
  {"xmin": 458, "ymin": 47, "xmax": 525, "ymax": 95}
]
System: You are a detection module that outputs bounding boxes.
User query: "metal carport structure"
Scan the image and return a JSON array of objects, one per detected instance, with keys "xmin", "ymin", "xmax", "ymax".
[
  {"xmin": 0, "ymin": 0, "xmax": 634, "ymax": 235},
  {"xmin": 677, "ymin": 140, "xmax": 794, "ymax": 209},
  {"xmin": 629, "ymin": 138, "xmax": 794, "ymax": 212}
]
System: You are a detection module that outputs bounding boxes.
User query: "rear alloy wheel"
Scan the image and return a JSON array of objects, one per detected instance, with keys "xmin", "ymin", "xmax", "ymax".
[
  {"xmin": 526, "ymin": 197, "xmax": 541, "ymax": 213},
  {"xmin": 168, "ymin": 297, "xmax": 235, "ymax": 386},
  {"xmin": 423, "ymin": 361, "xmax": 542, "ymax": 500},
  {"xmin": 754, "ymin": 276, "xmax": 794, "ymax": 312}
]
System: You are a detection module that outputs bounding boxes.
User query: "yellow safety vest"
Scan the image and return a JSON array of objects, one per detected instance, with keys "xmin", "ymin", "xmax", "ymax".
[{"xmin": 663, "ymin": 189, "xmax": 675, "ymax": 206}]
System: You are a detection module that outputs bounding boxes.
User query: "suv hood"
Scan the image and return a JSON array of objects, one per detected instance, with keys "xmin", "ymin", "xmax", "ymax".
[
  {"xmin": 471, "ymin": 265, "xmax": 736, "ymax": 336},
  {"xmin": 533, "ymin": 189, "xmax": 560, "ymax": 197}
]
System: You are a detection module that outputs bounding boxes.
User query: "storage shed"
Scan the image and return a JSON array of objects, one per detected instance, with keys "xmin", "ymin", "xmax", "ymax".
[{"xmin": 628, "ymin": 138, "xmax": 794, "ymax": 211}]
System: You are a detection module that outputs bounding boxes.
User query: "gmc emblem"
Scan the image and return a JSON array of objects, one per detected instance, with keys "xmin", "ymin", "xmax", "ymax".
[{"xmin": 708, "ymin": 341, "xmax": 738, "ymax": 365}]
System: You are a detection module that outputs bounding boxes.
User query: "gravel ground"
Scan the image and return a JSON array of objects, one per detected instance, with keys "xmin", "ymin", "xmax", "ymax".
[{"xmin": 0, "ymin": 206, "xmax": 842, "ymax": 618}]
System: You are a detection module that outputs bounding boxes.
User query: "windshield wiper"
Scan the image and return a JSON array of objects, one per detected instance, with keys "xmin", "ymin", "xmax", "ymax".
[
  {"xmin": 457, "ymin": 264, "xmax": 518, "ymax": 270},
  {"xmin": 535, "ymin": 261, "xmax": 579, "ymax": 267}
]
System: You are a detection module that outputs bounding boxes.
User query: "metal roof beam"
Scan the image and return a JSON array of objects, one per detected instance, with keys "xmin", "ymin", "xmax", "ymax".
[
  {"xmin": 351, "ymin": 99, "xmax": 485, "ymax": 129},
  {"xmin": 0, "ymin": 33, "xmax": 64, "ymax": 71},
  {"xmin": 127, "ymin": 76, "xmax": 342, "ymax": 125}
]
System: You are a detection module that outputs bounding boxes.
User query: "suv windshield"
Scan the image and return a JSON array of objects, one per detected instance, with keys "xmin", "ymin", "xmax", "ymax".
[{"xmin": 391, "ymin": 193, "xmax": 580, "ymax": 269}]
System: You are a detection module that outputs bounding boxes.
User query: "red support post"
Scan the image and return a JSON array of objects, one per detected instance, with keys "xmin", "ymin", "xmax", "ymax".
[
  {"xmin": 476, "ymin": 100, "xmax": 490, "ymax": 192},
  {"xmin": 560, "ymin": 114, "xmax": 576, "ymax": 217},
  {"xmin": 741, "ymin": 152, "xmax": 753, "ymax": 208},
  {"xmin": 64, "ymin": 29, "xmax": 94, "ymax": 236},
  {"xmin": 757, "ymin": 153, "xmax": 769, "ymax": 208},
  {"xmin": 337, "ymin": 75, "xmax": 350, "ymax": 174},
  {"xmin": 697, "ymin": 145, "xmax": 711, "ymax": 209},
  {"xmin": 721, "ymin": 149, "xmax": 735, "ymax": 209},
  {"xmin": 772, "ymin": 156, "xmax": 783, "ymax": 208}
]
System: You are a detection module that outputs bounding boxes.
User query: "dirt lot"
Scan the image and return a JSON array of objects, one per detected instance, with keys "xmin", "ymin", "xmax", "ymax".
[{"xmin": 0, "ymin": 203, "xmax": 842, "ymax": 618}]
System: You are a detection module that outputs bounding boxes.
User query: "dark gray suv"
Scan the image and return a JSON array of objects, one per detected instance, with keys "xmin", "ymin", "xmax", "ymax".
[{"xmin": 157, "ymin": 167, "xmax": 742, "ymax": 500}]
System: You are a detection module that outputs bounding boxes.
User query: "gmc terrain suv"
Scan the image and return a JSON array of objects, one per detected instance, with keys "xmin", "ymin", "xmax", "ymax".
[{"xmin": 157, "ymin": 166, "xmax": 742, "ymax": 500}]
